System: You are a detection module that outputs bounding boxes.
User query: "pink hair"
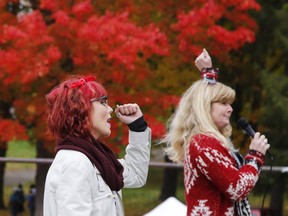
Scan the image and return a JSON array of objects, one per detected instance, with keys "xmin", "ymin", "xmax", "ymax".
[{"xmin": 46, "ymin": 76, "xmax": 107, "ymax": 140}]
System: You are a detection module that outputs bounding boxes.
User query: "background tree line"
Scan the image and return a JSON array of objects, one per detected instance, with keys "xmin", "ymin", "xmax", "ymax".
[{"xmin": 0, "ymin": 0, "xmax": 287, "ymax": 215}]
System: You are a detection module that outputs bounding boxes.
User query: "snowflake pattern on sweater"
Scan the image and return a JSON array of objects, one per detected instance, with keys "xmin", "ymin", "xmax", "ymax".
[
  {"xmin": 190, "ymin": 200, "xmax": 212, "ymax": 215},
  {"xmin": 184, "ymin": 134, "xmax": 264, "ymax": 216}
]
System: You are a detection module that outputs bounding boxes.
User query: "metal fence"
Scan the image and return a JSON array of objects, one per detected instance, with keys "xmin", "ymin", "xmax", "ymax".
[
  {"xmin": 0, "ymin": 157, "xmax": 288, "ymax": 173},
  {"xmin": 1, "ymin": 157, "xmax": 287, "ymax": 216}
]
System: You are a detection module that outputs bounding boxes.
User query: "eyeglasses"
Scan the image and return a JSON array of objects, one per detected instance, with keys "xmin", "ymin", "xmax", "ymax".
[{"xmin": 90, "ymin": 96, "xmax": 109, "ymax": 107}]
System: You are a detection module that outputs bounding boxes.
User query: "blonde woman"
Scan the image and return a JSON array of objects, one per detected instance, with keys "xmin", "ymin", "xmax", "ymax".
[{"xmin": 163, "ymin": 49, "xmax": 270, "ymax": 215}]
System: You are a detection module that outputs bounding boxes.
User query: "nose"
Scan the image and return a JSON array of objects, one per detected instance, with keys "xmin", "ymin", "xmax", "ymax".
[
  {"xmin": 108, "ymin": 105, "xmax": 113, "ymax": 114},
  {"xmin": 227, "ymin": 104, "xmax": 233, "ymax": 113}
]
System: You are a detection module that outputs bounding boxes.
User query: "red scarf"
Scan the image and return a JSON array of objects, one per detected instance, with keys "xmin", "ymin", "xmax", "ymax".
[{"xmin": 56, "ymin": 136, "xmax": 124, "ymax": 191}]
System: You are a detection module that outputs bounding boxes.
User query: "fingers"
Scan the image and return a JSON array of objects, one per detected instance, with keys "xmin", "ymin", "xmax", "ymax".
[
  {"xmin": 114, "ymin": 103, "xmax": 143, "ymax": 124},
  {"xmin": 195, "ymin": 48, "xmax": 212, "ymax": 71},
  {"xmin": 115, "ymin": 103, "xmax": 139, "ymax": 117},
  {"xmin": 250, "ymin": 132, "xmax": 271, "ymax": 155},
  {"xmin": 203, "ymin": 48, "xmax": 208, "ymax": 58}
]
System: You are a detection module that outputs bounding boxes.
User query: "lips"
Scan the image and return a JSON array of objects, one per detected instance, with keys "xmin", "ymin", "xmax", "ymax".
[{"xmin": 107, "ymin": 117, "xmax": 111, "ymax": 128}]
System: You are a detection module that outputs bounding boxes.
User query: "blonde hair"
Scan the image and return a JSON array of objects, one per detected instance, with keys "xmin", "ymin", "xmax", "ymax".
[{"xmin": 162, "ymin": 80, "xmax": 236, "ymax": 163}]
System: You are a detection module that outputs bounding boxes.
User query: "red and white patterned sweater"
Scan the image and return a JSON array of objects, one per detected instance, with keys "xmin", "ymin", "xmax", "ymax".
[{"xmin": 184, "ymin": 134, "xmax": 264, "ymax": 216}]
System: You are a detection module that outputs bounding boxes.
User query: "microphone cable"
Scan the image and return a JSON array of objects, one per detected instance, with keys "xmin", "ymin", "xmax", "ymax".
[
  {"xmin": 236, "ymin": 117, "xmax": 274, "ymax": 213},
  {"xmin": 260, "ymin": 150, "xmax": 274, "ymax": 214}
]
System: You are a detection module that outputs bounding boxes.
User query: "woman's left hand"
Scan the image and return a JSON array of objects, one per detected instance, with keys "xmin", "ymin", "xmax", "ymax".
[
  {"xmin": 114, "ymin": 103, "xmax": 143, "ymax": 124},
  {"xmin": 249, "ymin": 132, "xmax": 270, "ymax": 155}
]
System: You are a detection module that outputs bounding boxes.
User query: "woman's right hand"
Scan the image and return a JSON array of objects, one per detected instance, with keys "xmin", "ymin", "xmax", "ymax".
[
  {"xmin": 115, "ymin": 103, "xmax": 143, "ymax": 125},
  {"xmin": 195, "ymin": 48, "xmax": 212, "ymax": 71},
  {"xmin": 249, "ymin": 132, "xmax": 270, "ymax": 155}
]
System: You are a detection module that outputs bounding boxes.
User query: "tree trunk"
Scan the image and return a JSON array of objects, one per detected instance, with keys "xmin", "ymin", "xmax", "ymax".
[
  {"xmin": 269, "ymin": 173, "xmax": 286, "ymax": 216},
  {"xmin": 0, "ymin": 103, "xmax": 10, "ymax": 209},
  {"xmin": 35, "ymin": 140, "xmax": 53, "ymax": 216},
  {"xmin": 29, "ymin": 0, "xmax": 39, "ymax": 9},
  {"xmin": 159, "ymin": 155, "xmax": 179, "ymax": 201},
  {"xmin": 0, "ymin": 146, "xmax": 7, "ymax": 209}
]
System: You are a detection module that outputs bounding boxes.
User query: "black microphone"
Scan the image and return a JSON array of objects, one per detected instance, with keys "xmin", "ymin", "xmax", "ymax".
[
  {"xmin": 237, "ymin": 117, "xmax": 255, "ymax": 138},
  {"xmin": 237, "ymin": 117, "xmax": 272, "ymax": 157}
]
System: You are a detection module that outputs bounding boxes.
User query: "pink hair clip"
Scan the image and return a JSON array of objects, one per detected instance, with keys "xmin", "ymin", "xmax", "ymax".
[{"xmin": 70, "ymin": 76, "xmax": 96, "ymax": 89}]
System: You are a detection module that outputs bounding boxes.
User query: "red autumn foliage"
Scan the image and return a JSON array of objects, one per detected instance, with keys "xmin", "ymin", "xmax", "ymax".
[
  {"xmin": 0, "ymin": 119, "xmax": 28, "ymax": 143},
  {"xmin": 0, "ymin": 0, "xmax": 260, "ymax": 152},
  {"xmin": 0, "ymin": 11, "xmax": 62, "ymax": 85},
  {"xmin": 172, "ymin": 0, "xmax": 260, "ymax": 61}
]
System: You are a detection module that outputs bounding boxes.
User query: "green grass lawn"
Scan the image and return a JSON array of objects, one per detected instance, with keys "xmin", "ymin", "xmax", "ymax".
[
  {"xmin": 123, "ymin": 167, "xmax": 185, "ymax": 216},
  {"xmin": 5, "ymin": 140, "xmax": 36, "ymax": 170}
]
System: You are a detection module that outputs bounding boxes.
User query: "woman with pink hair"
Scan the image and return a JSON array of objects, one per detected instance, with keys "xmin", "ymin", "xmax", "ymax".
[{"xmin": 44, "ymin": 76, "xmax": 151, "ymax": 216}]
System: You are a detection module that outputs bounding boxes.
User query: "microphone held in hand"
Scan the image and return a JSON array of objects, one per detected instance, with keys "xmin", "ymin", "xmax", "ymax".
[
  {"xmin": 237, "ymin": 117, "xmax": 272, "ymax": 157},
  {"xmin": 237, "ymin": 117, "xmax": 255, "ymax": 138}
]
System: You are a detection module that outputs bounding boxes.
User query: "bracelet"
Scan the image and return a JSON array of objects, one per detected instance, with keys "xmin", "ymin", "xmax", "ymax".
[
  {"xmin": 245, "ymin": 150, "xmax": 265, "ymax": 169},
  {"xmin": 248, "ymin": 149, "xmax": 265, "ymax": 160},
  {"xmin": 201, "ymin": 68, "xmax": 219, "ymax": 84}
]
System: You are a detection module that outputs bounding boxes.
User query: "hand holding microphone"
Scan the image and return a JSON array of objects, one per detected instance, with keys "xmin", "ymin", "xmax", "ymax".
[
  {"xmin": 237, "ymin": 118, "xmax": 271, "ymax": 155},
  {"xmin": 249, "ymin": 132, "xmax": 270, "ymax": 155}
]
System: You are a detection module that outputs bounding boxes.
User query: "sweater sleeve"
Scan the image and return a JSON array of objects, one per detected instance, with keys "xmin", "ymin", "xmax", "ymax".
[{"xmin": 190, "ymin": 135, "xmax": 264, "ymax": 201}]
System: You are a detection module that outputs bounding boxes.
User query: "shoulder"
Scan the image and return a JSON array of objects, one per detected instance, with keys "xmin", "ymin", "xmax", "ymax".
[
  {"xmin": 192, "ymin": 133, "xmax": 221, "ymax": 147},
  {"xmin": 47, "ymin": 150, "xmax": 99, "ymax": 186},
  {"xmin": 55, "ymin": 149, "xmax": 90, "ymax": 162},
  {"xmin": 189, "ymin": 133, "xmax": 230, "ymax": 155},
  {"xmin": 53, "ymin": 150, "xmax": 94, "ymax": 172}
]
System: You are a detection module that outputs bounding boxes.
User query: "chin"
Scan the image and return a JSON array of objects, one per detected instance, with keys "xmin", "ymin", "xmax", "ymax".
[{"xmin": 102, "ymin": 130, "xmax": 111, "ymax": 137}]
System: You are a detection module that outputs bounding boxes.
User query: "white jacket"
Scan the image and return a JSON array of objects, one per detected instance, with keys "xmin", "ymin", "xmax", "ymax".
[{"xmin": 43, "ymin": 128, "xmax": 151, "ymax": 216}]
